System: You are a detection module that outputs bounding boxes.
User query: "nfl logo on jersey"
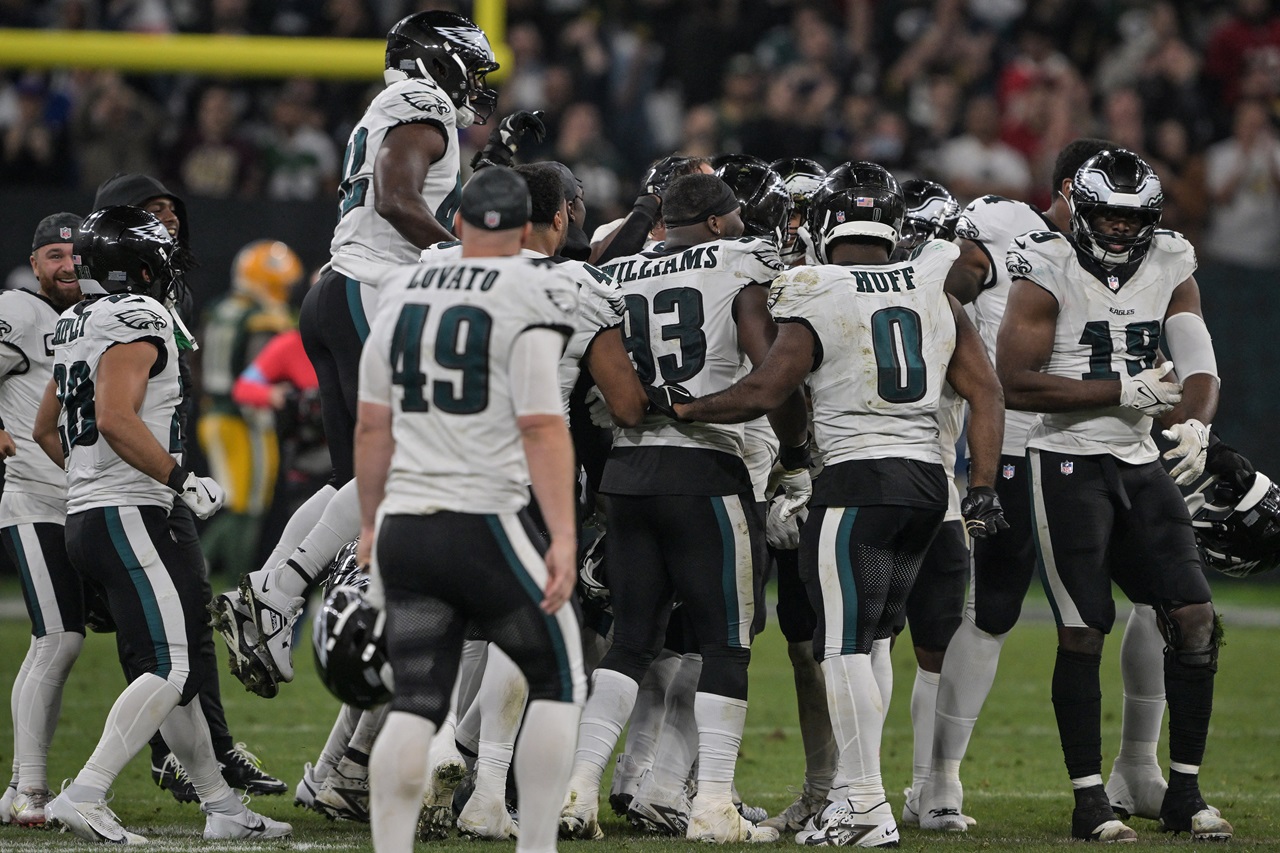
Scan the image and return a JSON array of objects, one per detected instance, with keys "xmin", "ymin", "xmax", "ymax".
[
  {"xmin": 1002, "ymin": 463, "xmax": 1016, "ymax": 480},
  {"xmin": 1060, "ymin": 460, "xmax": 1074, "ymax": 476},
  {"xmin": 1106, "ymin": 275, "xmax": 1120, "ymax": 291}
]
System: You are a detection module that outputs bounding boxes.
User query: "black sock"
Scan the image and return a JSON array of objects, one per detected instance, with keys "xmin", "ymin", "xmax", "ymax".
[
  {"xmin": 1165, "ymin": 647, "xmax": 1215, "ymax": 767},
  {"xmin": 1168, "ymin": 768, "xmax": 1200, "ymax": 797},
  {"xmin": 1053, "ymin": 647, "xmax": 1103, "ymax": 780}
]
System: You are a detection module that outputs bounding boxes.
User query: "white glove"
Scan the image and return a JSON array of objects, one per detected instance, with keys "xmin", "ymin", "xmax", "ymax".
[
  {"xmin": 585, "ymin": 387, "xmax": 612, "ymax": 428},
  {"xmin": 1119, "ymin": 362, "xmax": 1182, "ymax": 416},
  {"xmin": 773, "ymin": 467, "xmax": 812, "ymax": 524},
  {"xmin": 766, "ymin": 497, "xmax": 809, "ymax": 549},
  {"xmin": 1162, "ymin": 418, "xmax": 1211, "ymax": 486},
  {"xmin": 178, "ymin": 473, "xmax": 225, "ymax": 520}
]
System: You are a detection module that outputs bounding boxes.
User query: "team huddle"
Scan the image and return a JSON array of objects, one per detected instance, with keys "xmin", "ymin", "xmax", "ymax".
[{"xmin": 3, "ymin": 9, "xmax": 1279, "ymax": 851}]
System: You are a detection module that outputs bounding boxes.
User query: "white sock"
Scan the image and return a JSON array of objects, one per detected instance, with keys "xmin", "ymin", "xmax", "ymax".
[
  {"xmin": 693, "ymin": 691, "xmax": 747, "ymax": 802},
  {"xmin": 316, "ymin": 703, "xmax": 361, "ymax": 780},
  {"xmin": 909, "ymin": 667, "xmax": 940, "ymax": 797},
  {"xmin": 516, "ymin": 701, "xmax": 581, "ymax": 853},
  {"xmin": 347, "ymin": 705, "xmax": 390, "ymax": 757},
  {"xmin": 260, "ymin": 483, "xmax": 335, "ymax": 575},
  {"xmin": 823, "ymin": 653, "xmax": 885, "ymax": 809},
  {"xmin": 17, "ymin": 631, "xmax": 82, "ymax": 791},
  {"xmin": 427, "ymin": 710, "xmax": 462, "ymax": 770},
  {"xmin": 621, "ymin": 650, "xmax": 681, "ymax": 778},
  {"xmin": 569, "ymin": 669, "xmax": 639, "ymax": 791},
  {"xmin": 870, "ymin": 638, "xmax": 893, "ymax": 722},
  {"xmin": 272, "ymin": 479, "xmax": 360, "ymax": 597},
  {"xmin": 788, "ymin": 641, "xmax": 836, "ymax": 795},
  {"xmin": 641, "ymin": 653, "xmax": 701, "ymax": 797},
  {"xmin": 160, "ymin": 700, "xmax": 240, "ymax": 814},
  {"xmin": 473, "ymin": 646, "xmax": 527, "ymax": 803},
  {"xmin": 9, "ymin": 637, "xmax": 36, "ymax": 789},
  {"xmin": 1116, "ymin": 604, "xmax": 1165, "ymax": 766},
  {"xmin": 932, "ymin": 620, "xmax": 1006, "ymax": 769},
  {"xmin": 370, "ymin": 712, "xmax": 436, "ymax": 853},
  {"xmin": 69, "ymin": 673, "xmax": 181, "ymax": 801},
  {"xmin": 453, "ymin": 640, "xmax": 490, "ymax": 732}
]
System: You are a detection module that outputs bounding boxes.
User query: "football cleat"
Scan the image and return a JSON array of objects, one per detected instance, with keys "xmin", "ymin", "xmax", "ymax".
[
  {"xmin": 901, "ymin": 786, "xmax": 975, "ymax": 828},
  {"xmin": 209, "ymin": 589, "xmax": 279, "ymax": 698},
  {"xmin": 737, "ymin": 801, "xmax": 769, "ymax": 824},
  {"xmin": 1105, "ymin": 761, "xmax": 1167, "ymax": 821},
  {"xmin": 760, "ymin": 785, "xmax": 827, "ymax": 833},
  {"xmin": 315, "ymin": 755, "xmax": 370, "ymax": 822},
  {"xmin": 152, "ymin": 752, "xmax": 199, "ymax": 804},
  {"xmin": 201, "ymin": 803, "xmax": 293, "ymax": 839},
  {"xmin": 418, "ymin": 757, "xmax": 468, "ymax": 841},
  {"xmin": 11, "ymin": 787, "xmax": 52, "ymax": 827},
  {"xmin": 1072, "ymin": 801, "xmax": 1138, "ymax": 842},
  {"xmin": 559, "ymin": 786, "xmax": 604, "ymax": 840},
  {"xmin": 1, "ymin": 782, "xmax": 17, "ymax": 824},
  {"xmin": 687, "ymin": 798, "xmax": 780, "ymax": 843},
  {"xmin": 1160, "ymin": 791, "xmax": 1232, "ymax": 841},
  {"xmin": 294, "ymin": 763, "xmax": 323, "ymax": 813},
  {"xmin": 795, "ymin": 799, "xmax": 898, "ymax": 848},
  {"xmin": 219, "ymin": 742, "xmax": 287, "ymax": 795},
  {"xmin": 608, "ymin": 753, "xmax": 641, "ymax": 816},
  {"xmin": 239, "ymin": 569, "xmax": 306, "ymax": 685},
  {"xmin": 457, "ymin": 791, "xmax": 519, "ymax": 840},
  {"xmin": 47, "ymin": 793, "xmax": 147, "ymax": 844},
  {"xmin": 627, "ymin": 790, "xmax": 691, "ymax": 836},
  {"xmin": 918, "ymin": 778, "xmax": 969, "ymax": 832}
]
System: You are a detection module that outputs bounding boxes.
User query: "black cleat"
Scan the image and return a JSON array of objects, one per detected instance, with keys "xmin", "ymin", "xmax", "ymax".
[
  {"xmin": 1072, "ymin": 785, "xmax": 1137, "ymax": 843},
  {"xmin": 220, "ymin": 743, "xmax": 288, "ymax": 795},
  {"xmin": 152, "ymin": 753, "xmax": 199, "ymax": 804}
]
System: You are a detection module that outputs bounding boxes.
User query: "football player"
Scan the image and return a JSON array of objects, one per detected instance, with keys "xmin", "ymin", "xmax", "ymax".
[
  {"xmin": 559, "ymin": 173, "xmax": 807, "ymax": 844},
  {"xmin": 770, "ymin": 158, "xmax": 827, "ymax": 267},
  {"xmin": 212, "ymin": 11, "xmax": 500, "ymax": 700},
  {"xmin": 997, "ymin": 149, "xmax": 1231, "ymax": 841},
  {"xmin": 590, "ymin": 155, "xmax": 715, "ymax": 264},
  {"xmin": 355, "ymin": 166, "xmax": 587, "ymax": 853},
  {"xmin": 918, "ymin": 139, "xmax": 1189, "ymax": 831},
  {"xmin": 0, "ymin": 213, "xmax": 86, "ymax": 827},
  {"xmin": 672, "ymin": 163, "xmax": 1007, "ymax": 847},
  {"xmin": 33, "ymin": 207, "xmax": 289, "ymax": 844}
]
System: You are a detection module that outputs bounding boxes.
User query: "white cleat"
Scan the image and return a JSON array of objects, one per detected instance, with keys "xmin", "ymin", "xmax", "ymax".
[
  {"xmin": 1105, "ymin": 761, "xmax": 1167, "ymax": 821},
  {"xmin": 418, "ymin": 757, "xmax": 468, "ymax": 841},
  {"xmin": 208, "ymin": 589, "xmax": 279, "ymax": 698},
  {"xmin": 559, "ymin": 786, "xmax": 604, "ymax": 840},
  {"xmin": 761, "ymin": 785, "xmax": 828, "ymax": 833},
  {"xmin": 918, "ymin": 778, "xmax": 969, "ymax": 832},
  {"xmin": 1, "ymin": 782, "xmax": 17, "ymax": 824},
  {"xmin": 627, "ymin": 789, "xmax": 692, "ymax": 836},
  {"xmin": 687, "ymin": 798, "xmax": 779, "ymax": 844},
  {"xmin": 608, "ymin": 753, "xmax": 642, "ymax": 816},
  {"xmin": 314, "ymin": 756, "xmax": 369, "ymax": 822},
  {"xmin": 457, "ymin": 793, "xmax": 518, "ymax": 840},
  {"xmin": 1186, "ymin": 809, "xmax": 1233, "ymax": 842},
  {"xmin": 12, "ymin": 787, "xmax": 52, "ymax": 827},
  {"xmin": 47, "ymin": 793, "xmax": 148, "ymax": 844},
  {"xmin": 202, "ymin": 804, "xmax": 292, "ymax": 839},
  {"xmin": 795, "ymin": 799, "xmax": 898, "ymax": 847},
  {"xmin": 239, "ymin": 570, "xmax": 305, "ymax": 685},
  {"xmin": 902, "ymin": 786, "xmax": 974, "ymax": 828},
  {"xmin": 293, "ymin": 762, "xmax": 322, "ymax": 813}
]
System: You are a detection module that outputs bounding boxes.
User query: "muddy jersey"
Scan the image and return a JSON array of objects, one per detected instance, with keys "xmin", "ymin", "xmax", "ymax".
[
  {"xmin": 0, "ymin": 289, "xmax": 67, "ymax": 523},
  {"xmin": 955, "ymin": 195, "xmax": 1060, "ymax": 455},
  {"xmin": 330, "ymin": 77, "xmax": 462, "ymax": 284},
  {"xmin": 1010, "ymin": 230, "xmax": 1197, "ymax": 464},
  {"xmin": 52, "ymin": 295, "xmax": 182, "ymax": 514},
  {"xmin": 362, "ymin": 256, "xmax": 579, "ymax": 515}
]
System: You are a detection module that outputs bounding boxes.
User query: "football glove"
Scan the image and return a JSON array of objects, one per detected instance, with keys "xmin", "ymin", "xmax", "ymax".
[
  {"xmin": 469, "ymin": 109, "xmax": 547, "ymax": 170},
  {"xmin": 766, "ymin": 496, "xmax": 808, "ymax": 550},
  {"xmin": 178, "ymin": 473, "xmax": 226, "ymax": 520},
  {"xmin": 645, "ymin": 383, "xmax": 694, "ymax": 421},
  {"xmin": 641, "ymin": 154, "xmax": 691, "ymax": 200},
  {"xmin": 585, "ymin": 386, "xmax": 613, "ymax": 428},
  {"xmin": 1162, "ymin": 418, "xmax": 1211, "ymax": 486},
  {"xmin": 1119, "ymin": 362, "xmax": 1182, "ymax": 416},
  {"xmin": 961, "ymin": 485, "xmax": 1009, "ymax": 539}
]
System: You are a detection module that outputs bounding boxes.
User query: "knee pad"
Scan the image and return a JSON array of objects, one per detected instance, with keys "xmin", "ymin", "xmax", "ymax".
[
  {"xmin": 1165, "ymin": 643, "xmax": 1218, "ymax": 673},
  {"xmin": 1156, "ymin": 601, "xmax": 1221, "ymax": 673}
]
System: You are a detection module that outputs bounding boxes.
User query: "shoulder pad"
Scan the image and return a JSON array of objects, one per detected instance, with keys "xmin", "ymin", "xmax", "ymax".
[
  {"xmin": 379, "ymin": 78, "xmax": 455, "ymax": 125},
  {"xmin": 722, "ymin": 236, "xmax": 786, "ymax": 279}
]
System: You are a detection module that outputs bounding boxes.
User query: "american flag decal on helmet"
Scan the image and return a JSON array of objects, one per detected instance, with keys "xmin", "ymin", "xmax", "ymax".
[{"xmin": 856, "ymin": 197, "xmax": 874, "ymax": 207}]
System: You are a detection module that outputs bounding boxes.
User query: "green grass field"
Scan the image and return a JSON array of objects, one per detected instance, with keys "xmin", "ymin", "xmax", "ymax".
[{"xmin": 0, "ymin": 581, "xmax": 1278, "ymax": 851}]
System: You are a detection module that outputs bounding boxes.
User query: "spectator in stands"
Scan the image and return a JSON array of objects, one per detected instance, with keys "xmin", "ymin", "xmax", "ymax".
[
  {"xmin": 1204, "ymin": 98, "xmax": 1280, "ymax": 271},
  {"xmin": 936, "ymin": 93, "xmax": 1032, "ymax": 203},
  {"xmin": 0, "ymin": 76, "xmax": 70, "ymax": 187},
  {"xmin": 555, "ymin": 102, "xmax": 624, "ymax": 228},
  {"xmin": 1147, "ymin": 117, "xmax": 1208, "ymax": 246},
  {"xmin": 71, "ymin": 72, "xmax": 163, "ymax": 191},
  {"xmin": 166, "ymin": 85, "xmax": 260, "ymax": 199},
  {"xmin": 1101, "ymin": 88, "xmax": 1147, "ymax": 153},
  {"xmin": 1204, "ymin": 0, "xmax": 1280, "ymax": 118},
  {"xmin": 262, "ymin": 80, "xmax": 338, "ymax": 201}
]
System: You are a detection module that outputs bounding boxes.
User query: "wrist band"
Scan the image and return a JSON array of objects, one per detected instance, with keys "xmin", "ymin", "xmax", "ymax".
[
  {"xmin": 166, "ymin": 465, "xmax": 189, "ymax": 493},
  {"xmin": 778, "ymin": 442, "xmax": 811, "ymax": 471}
]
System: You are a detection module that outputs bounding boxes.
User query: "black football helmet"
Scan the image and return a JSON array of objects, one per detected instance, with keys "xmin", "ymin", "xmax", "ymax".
[
  {"xmin": 807, "ymin": 161, "xmax": 905, "ymax": 262},
  {"xmin": 74, "ymin": 206, "xmax": 181, "ymax": 302},
  {"xmin": 1188, "ymin": 472, "xmax": 1280, "ymax": 578},
  {"xmin": 578, "ymin": 531, "xmax": 609, "ymax": 607},
  {"xmin": 385, "ymin": 11, "xmax": 499, "ymax": 126},
  {"xmin": 898, "ymin": 179, "xmax": 961, "ymax": 253},
  {"xmin": 312, "ymin": 540, "xmax": 394, "ymax": 709},
  {"xmin": 1070, "ymin": 148, "xmax": 1163, "ymax": 266},
  {"xmin": 715, "ymin": 155, "xmax": 792, "ymax": 246}
]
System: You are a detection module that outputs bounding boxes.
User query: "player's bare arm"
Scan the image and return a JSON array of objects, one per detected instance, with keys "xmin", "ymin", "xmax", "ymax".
[
  {"xmin": 353, "ymin": 399, "xmax": 394, "ymax": 568},
  {"xmin": 675, "ymin": 320, "xmax": 813, "ymax": 429},
  {"xmin": 731, "ymin": 283, "xmax": 809, "ymax": 447},
  {"xmin": 96, "ymin": 341, "xmax": 183, "ymax": 484},
  {"xmin": 943, "ymin": 238, "xmax": 991, "ymax": 306},
  {"xmin": 373, "ymin": 122, "xmax": 455, "ymax": 248},
  {"xmin": 32, "ymin": 378, "xmax": 62, "ymax": 466},
  {"xmin": 0, "ymin": 428, "xmax": 13, "ymax": 458},
  {"xmin": 945, "ymin": 295, "xmax": 1003, "ymax": 488},
  {"xmin": 519, "ymin": 412, "xmax": 577, "ymax": 614},
  {"xmin": 582, "ymin": 326, "xmax": 648, "ymax": 428}
]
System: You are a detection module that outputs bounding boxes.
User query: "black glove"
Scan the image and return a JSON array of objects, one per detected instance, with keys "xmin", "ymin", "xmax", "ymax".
[
  {"xmin": 1207, "ymin": 440, "xmax": 1257, "ymax": 502},
  {"xmin": 470, "ymin": 110, "xmax": 547, "ymax": 170},
  {"xmin": 961, "ymin": 485, "xmax": 1009, "ymax": 539},
  {"xmin": 641, "ymin": 154, "xmax": 691, "ymax": 200},
  {"xmin": 645, "ymin": 383, "xmax": 694, "ymax": 421}
]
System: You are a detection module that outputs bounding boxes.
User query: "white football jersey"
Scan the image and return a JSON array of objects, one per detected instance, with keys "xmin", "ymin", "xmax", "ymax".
[
  {"xmin": 769, "ymin": 239, "xmax": 959, "ymax": 467},
  {"xmin": 937, "ymin": 382, "xmax": 964, "ymax": 522},
  {"xmin": 361, "ymin": 256, "xmax": 579, "ymax": 515},
  {"xmin": 743, "ymin": 416, "xmax": 780, "ymax": 502},
  {"xmin": 954, "ymin": 195, "xmax": 1059, "ymax": 455},
  {"xmin": 51, "ymin": 294, "xmax": 182, "ymax": 514},
  {"xmin": 1012, "ymin": 230, "xmax": 1197, "ymax": 463},
  {"xmin": 0, "ymin": 289, "xmax": 68, "ymax": 524},
  {"xmin": 330, "ymin": 77, "xmax": 462, "ymax": 284},
  {"xmin": 599, "ymin": 237, "xmax": 785, "ymax": 459}
]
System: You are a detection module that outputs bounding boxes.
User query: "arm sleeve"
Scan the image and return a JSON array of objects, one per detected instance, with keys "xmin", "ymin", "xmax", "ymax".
[
  {"xmin": 0, "ymin": 343, "xmax": 29, "ymax": 379},
  {"xmin": 510, "ymin": 327, "xmax": 569, "ymax": 417},
  {"xmin": 1164, "ymin": 311, "xmax": 1219, "ymax": 381},
  {"xmin": 357, "ymin": 315, "xmax": 395, "ymax": 407},
  {"xmin": 595, "ymin": 197, "xmax": 661, "ymax": 264}
]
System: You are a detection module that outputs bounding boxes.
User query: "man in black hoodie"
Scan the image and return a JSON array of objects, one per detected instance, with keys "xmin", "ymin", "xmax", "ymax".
[{"xmin": 89, "ymin": 174, "xmax": 286, "ymax": 801}]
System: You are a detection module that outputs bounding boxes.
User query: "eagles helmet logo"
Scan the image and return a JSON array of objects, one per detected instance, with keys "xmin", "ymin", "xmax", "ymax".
[
  {"xmin": 117, "ymin": 308, "xmax": 168, "ymax": 331},
  {"xmin": 1006, "ymin": 252, "xmax": 1033, "ymax": 278}
]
